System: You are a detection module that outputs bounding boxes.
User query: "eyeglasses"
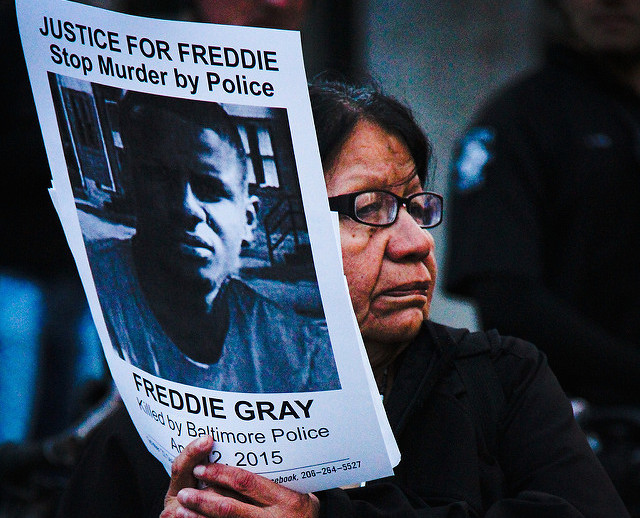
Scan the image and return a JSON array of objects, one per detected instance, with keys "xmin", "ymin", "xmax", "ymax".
[{"xmin": 328, "ymin": 190, "xmax": 443, "ymax": 229}]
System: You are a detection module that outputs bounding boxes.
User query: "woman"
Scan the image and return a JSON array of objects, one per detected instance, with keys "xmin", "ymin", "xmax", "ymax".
[{"xmin": 57, "ymin": 80, "xmax": 629, "ymax": 517}]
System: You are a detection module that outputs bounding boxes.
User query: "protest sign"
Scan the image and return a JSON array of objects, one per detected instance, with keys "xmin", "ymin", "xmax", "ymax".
[{"xmin": 17, "ymin": 0, "xmax": 399, "ymax": 492}]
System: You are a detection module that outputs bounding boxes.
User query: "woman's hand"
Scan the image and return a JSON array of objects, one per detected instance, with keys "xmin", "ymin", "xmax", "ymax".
[{"xmin": 161, "ymin": 436, "xmax": 320, "ymax": 518}]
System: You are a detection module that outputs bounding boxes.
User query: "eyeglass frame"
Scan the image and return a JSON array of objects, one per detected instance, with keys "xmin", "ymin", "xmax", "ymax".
[{"xmin": 328, "ymin": 189, "xmax": 443, "ymax": 229}]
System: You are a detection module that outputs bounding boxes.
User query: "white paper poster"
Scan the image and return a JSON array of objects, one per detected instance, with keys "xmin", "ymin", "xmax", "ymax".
[{"xmin": 17, "ymin": 0, "xmax": 399, "ymax": 492}]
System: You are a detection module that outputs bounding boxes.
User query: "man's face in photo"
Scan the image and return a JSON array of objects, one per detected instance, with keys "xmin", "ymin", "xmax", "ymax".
[{"xmin": 130, "ymin": 110, "xmax": 255, "ymax": 299}]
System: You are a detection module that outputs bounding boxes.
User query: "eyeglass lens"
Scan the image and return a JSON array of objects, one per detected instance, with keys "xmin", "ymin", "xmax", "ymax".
[{"xmin": 354, "ymin": 192, "xmax": 441, "ymax": 227}]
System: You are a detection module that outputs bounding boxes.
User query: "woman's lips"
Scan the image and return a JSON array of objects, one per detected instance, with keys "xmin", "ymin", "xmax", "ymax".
[{"xmin": 382, "ymin": 281, "xmax": 430, "ymax": 297}]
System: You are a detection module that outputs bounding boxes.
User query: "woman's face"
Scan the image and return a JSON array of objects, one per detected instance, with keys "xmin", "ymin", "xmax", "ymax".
[{"xmin": 325, "ymin": 120, "xmax": 437, "ymax": 350}]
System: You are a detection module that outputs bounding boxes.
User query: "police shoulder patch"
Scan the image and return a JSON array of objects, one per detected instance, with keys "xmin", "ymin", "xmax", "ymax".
[{"xmin": 453, "ymin": 127, "xmax": 495, "ymax": 192}]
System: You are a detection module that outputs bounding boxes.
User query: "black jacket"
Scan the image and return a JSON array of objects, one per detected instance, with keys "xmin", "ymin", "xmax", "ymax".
[
  {"xmin": 56, "ymin": 321, "xmax": 628, "ymax": 517},
  {"xmin": 445, "ymin": 45, "xmax": 640, "ymax": 405}
]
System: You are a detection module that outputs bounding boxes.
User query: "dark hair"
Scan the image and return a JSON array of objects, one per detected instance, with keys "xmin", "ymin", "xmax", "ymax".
[
  {"xmin": 118, "ymin": 91, "xmax": 246, "ymax": 167},
  {"xmin": 309, "ymin": 78, "xmax": 432, "ymax": 186}
]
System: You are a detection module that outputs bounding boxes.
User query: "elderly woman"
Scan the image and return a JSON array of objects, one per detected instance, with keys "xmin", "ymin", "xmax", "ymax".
[{"xmin": 56, "ymin": 80, "xmax": 628, "ymax": 518}]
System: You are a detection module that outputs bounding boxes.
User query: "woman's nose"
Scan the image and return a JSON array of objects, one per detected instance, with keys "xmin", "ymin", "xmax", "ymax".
[{"xmin": 386, "ymin": 207, "xmax": 433, "ymax": 261}]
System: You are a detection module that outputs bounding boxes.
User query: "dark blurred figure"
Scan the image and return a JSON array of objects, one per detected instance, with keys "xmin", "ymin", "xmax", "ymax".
[
  {"xmin": 0, "ymin": 0, "xmax": 111, "ymax": 517},
  {"xmin": 0, "ymin": 0, "xmax": 108, "ymax": 444},
  {"xmin": 445, "ymin": 0, "xmax": 640, "ymax": 513},
  {"xmin": 1, "ymin": 1, "xmax": 109, "ymax": 515},
  {"xmin": 88, "ymin": 0, "xmax": 310, "ymax": 28}
]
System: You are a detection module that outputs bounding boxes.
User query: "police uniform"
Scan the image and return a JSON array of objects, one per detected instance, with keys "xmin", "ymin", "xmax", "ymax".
[{"xmin": 445, "ymin": 44, "xmax": 640, "ymax": 405}]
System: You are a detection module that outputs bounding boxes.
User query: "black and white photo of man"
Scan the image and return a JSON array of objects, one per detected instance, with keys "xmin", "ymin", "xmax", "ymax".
[{"xmin": 78, "ymin": 90, "xmax": 340, "ymax": 393}]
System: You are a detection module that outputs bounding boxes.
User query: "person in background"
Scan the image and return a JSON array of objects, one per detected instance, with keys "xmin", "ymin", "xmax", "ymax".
[
  {"xmin": 187, "ymin": 0, "xmax": 309, "ymax": 29},
  {"xmin": 55, "ymin": 78, "xmax": 629, "ymax": 518},
  {"xmin": 76, "ymin": 0, "xmax": 309, "ymax": 28},
  {"xmin": 0, "ymin": 0, "xmax": 107, "ymax": 503},
  {"xmin": 445, "ymin": 0, "xmax": 640, "ymax": 512}
]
